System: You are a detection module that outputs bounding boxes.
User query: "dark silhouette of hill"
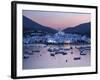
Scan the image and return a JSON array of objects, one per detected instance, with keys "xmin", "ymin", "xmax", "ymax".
[
  {"xmin": 23, "ymin": 16, "xmax": 91, "ymax": 37},
  {"xmin": 63, "ymin": 22, "xmax": 91, "ymax": 37},
  {"xmin": 23, "ymin": 16, "xmax": 57, "ymax": 34}
]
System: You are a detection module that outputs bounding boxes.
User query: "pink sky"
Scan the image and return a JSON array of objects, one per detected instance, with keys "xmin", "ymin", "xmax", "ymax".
[{"xmin": 23, "ymin": 10, "xmax": 91, "ymax": 30}]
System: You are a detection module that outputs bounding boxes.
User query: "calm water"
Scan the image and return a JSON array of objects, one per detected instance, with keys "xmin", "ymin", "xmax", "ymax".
[{"xmin": 23, "ymin": 44, "xmax": 91, "ymax": 69}]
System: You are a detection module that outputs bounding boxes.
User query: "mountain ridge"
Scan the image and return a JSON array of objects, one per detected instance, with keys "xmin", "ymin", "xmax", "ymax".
[
  {"xmin": 23, "ymin": 16, "xmax": 57, "ymax": 34},
  {"xmin": 63, "ymin": 22, "xmax": 91, "ymax": 37},
  {"xmin": 23, "ymin": 16, "xmax": 91, "ymax": 37}
]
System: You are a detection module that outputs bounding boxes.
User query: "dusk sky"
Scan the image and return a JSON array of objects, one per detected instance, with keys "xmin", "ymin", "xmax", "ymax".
[{"xmin": 23, "ymin": 10, "xmax": 91, "ymax": 30}]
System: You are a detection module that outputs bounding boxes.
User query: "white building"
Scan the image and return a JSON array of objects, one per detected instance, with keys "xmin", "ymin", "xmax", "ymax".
[{"xmin": 46, "ymin": 30, "xmax": 90, "ymax": 44}]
